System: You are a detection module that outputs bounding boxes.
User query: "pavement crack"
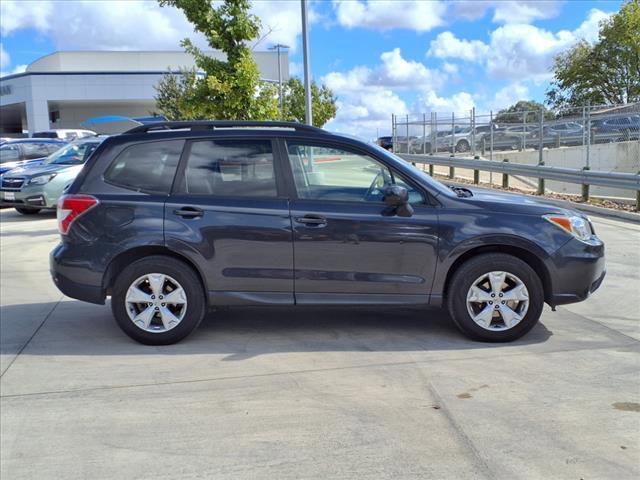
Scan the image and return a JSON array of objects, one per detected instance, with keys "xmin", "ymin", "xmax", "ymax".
[{"xmin": 0, "ymin": 296, "xmax": 62, "ymax": 378}]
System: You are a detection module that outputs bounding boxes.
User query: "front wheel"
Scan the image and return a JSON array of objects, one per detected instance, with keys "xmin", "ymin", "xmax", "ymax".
[
  {"xmin": 446, "ymin": 253, "xmax": 544, "ymax": 342},
  {"xmin": 111, "ymin": 255, "xmax": 206, "ymax": 345}
]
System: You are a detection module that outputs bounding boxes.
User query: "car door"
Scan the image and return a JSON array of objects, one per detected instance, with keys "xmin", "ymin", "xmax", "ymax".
[
  {"xmin": 281, "ymin": 139, "xmax": 439, "ymax": 304},
  {"xmin": 164, "ymin": 136, "xmax": 294, "ymax": 305}
]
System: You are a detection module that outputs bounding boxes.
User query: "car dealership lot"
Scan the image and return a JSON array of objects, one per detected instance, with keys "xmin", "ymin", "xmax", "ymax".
[{"xmin": 1, "ymin": 209, "xmax": 638, "ymax": 479}]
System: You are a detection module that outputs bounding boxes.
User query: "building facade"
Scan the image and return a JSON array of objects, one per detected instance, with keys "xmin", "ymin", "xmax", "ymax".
[{"xmin": 0, "ymin": 50, "xmax": 289, "ymax": 135}]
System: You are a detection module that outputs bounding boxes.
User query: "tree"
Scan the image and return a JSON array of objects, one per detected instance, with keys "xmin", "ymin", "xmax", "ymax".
[
  {"xmin": 494, "ymin": 100, "xmax": 554, "ymax": 125},
  {"xmin": 155, "ymin": 0, "xmax": 279, "ymax": 120},
  {"xmin": 546, "ymin": 0, "xmax": 640, "ymax": 109},
  {"xmin": 281, "ymin": 78, "xmax": 337, "ymax": 128}
]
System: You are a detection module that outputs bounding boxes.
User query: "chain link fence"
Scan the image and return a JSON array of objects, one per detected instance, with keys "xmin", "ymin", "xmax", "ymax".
[{"xmin": 389, "ymin": 103, "xmax": 640, "ymax": 199}]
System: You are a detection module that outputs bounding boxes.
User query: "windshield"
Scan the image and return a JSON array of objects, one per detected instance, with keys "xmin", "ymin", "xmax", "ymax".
[
  {"xmin": 370, "ymin": 143, "xmax": 454, "ymax": 197},
  {"xmin": 45, "ymin": 142, "xmax": 100, "ymax": 165}
]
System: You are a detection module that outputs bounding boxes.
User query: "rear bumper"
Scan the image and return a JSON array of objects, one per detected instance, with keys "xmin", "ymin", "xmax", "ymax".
[
  {"xmin": 50, "ymin": 243, "xmax": 106, "ymax": 304},
  {"xmin": 548, "ymin": 236, "xmax": 605, "ymax": 307}
]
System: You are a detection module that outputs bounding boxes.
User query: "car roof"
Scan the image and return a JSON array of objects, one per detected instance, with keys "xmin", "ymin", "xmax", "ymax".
[{"xmin": 2, "ymin": 138, "xmax": 67, "ymax": 144}]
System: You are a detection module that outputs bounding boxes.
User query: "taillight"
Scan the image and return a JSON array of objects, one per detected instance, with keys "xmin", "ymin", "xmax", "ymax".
[{"xmin": 57, "ymin": 194, "xmax": 98, "ymax": 235}]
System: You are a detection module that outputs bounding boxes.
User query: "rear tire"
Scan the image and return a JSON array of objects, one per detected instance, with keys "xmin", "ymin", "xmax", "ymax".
[
  {"xmin": 111, "ymin": 255, "xmax": 206, "ymax": 345},
  {"xmin": 446, "ymin": 253, "xmax": 544, "ymax": 342},
  {"xmin": 15, "ymin": 207, "xmax": 41, "ymax": 215},
  {"xmin": 455, "ymin": 140, "xmax": 470, "ymax": 153}
]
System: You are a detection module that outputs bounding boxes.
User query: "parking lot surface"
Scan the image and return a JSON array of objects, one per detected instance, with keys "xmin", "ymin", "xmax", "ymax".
[{"xmin": 1, "ymin": 208, "xmax": 639, "ymax": 479}]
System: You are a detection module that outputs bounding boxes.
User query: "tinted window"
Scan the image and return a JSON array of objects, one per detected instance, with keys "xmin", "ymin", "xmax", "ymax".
[
  {"xmin": 33, "ymin": 132, "xmax": 58, "ymax": 138},
  {"xmin": 0, "ymin": 144, "xmax": 20, "ymax": 163},
  {"xmin": 22, "ymin": 143, "xmax": 54, "ymax": 159},
  {"xmin": 105, "ymin": 140, "xmax": 184, "ymax": 194},
  {"xmin": 287, "ymin": 142, "xmax": 423, "ymax": 204},
  {"xmin": 180, "ymin": 139, "xmax": 277, "ymax": 197}
]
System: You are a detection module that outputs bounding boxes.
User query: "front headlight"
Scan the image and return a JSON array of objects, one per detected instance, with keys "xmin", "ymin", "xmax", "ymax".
[
  {"xmin": 29, "ymin": 173, "xmax": 57, "ymax": 185},
  {"xmin": 543, "ymin": 214, "xmax": 593, "ymax": 241}
]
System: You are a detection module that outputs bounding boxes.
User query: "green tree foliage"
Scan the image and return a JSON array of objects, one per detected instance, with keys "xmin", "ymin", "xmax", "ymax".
[
  {"xmin": 155, "ymin": 0, "xmax": 279, "ymax": 120},
  {"xmin": 546, "ymin": 0, "xmax": 640, "ymax": 109},
  {"xmin": 281, "ymin": 78, "xmax": 337, "ymax": 127},
  {"xmin": 494, "ymin": 100, "xmax": 554, "ymax": 124}
]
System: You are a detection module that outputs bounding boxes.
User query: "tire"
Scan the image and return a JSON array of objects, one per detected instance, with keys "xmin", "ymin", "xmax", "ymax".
[
  {"xmin": 111, "ymin": 255, "xmax": 206, "ymax": 345},
  {"xmin": 446, "ymin": 253, "xmax": 544, "ymax": 342},
  {"xmin": 15, "ymin": 207, "xmax": 41, "ymax": 215},
  {"xmin": 455, "ymin": 140, "xmax": 470, "ymax": 153}
]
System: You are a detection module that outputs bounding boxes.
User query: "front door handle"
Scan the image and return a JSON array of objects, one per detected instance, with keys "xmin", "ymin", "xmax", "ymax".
[
  {"xmin": 295, "ymin": 214, "xmax": 327, "ymax": 226},
  {"xmin": 173, "ymin": 206, "xmax": 204, "ymax": 219}
]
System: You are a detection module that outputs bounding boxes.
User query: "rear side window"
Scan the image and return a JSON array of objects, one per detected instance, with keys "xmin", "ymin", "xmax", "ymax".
[
  {"xmin": 179, "ymin": 139, "xmax": 277, "ymax": 197},
  {"xmin": 105, "ymin": 140, "xmax": 184, "ymax": 194}
]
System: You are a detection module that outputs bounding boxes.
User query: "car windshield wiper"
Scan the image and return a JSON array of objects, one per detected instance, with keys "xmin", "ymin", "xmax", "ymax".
[{"xmin": 449, "ymin": 185, "xmax": 473, "ymax": 197}]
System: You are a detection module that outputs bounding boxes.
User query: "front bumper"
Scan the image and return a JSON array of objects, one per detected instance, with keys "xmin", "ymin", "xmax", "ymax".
[
  {"xmin": 548, "ymin": 235, "xmax": 606, "ymax": 306},
  {"xmin": 0, "ymin": 187, "xmax": 56, "ymax": 209}
]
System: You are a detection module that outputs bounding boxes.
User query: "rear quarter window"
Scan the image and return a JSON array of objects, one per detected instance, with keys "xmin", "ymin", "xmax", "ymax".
[{"xmin": 104, "ymin": 140, "xmax": 184, "ymax": 194}]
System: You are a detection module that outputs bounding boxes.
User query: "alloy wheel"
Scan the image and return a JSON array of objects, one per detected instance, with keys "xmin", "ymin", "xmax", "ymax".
[
  {"xmin": 466, "ymin": 271, "xmax": 530, "ymax": 331},
  {"xmin": 125, "ymin": 273, "xmax": 187, "ymax": 333}
]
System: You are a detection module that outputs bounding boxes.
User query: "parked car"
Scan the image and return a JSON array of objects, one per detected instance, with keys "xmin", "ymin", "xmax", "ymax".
[
  {"xmin": 32, "ymin": 129, "xmax": 97, "ymax": 140},
  {"xmin": 50, "ymin": 120, "xmax": 605, "ymax": 345},
  {"xmin": 410, "ymin": 126, "xmax": 476, "ymax": 154},
  {"xmin": 591, "ymin": 115, "xmax": 640, "ymax": 141},
  {"xmin": 377, "ymin": 136, "xmax": 393, "ymax": 150},
  {"xmin": 0, "ymin": 137, "xmax": 104, "ymax": 214},
  {"xmin": 540, "ymin": 122, "xmax": 584, "ymax": 147},
  {"xmin": 0, "ymin": 138, "xmax": 68, "ymax": 175},
  {"xmin": 491, "ymin": 125, "xmax": 541, "ymax": 150}
]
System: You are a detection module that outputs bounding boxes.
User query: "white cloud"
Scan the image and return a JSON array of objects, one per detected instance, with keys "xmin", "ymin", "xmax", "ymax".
[
  {"xmin": 427, "ymin": 8, "xmax": 613, "ymax": 82},
  {"xmin": 0, "ymin": 0, "xmax": 311, "ymax": 54},
  {"xmin": 332, "ymin": 0, "xmax": 446, "ymax": 32},
  {"xmin": 427, "ymin": 32, "xmax": 489, "ymax": 63},
  {"xmin": 0, "ymin": 43, "xmax": 10, "ymax": 69},
  {"xmin": 418, "ymin": 91, "xmax": 476, "ymax": 115},
  {"xmin": 487, "ymin": 83, "xmax": 530, "ymax": 111},
  {"xmin": 450, "ymin": 1, "xmax": 562, "ymax": 24}
]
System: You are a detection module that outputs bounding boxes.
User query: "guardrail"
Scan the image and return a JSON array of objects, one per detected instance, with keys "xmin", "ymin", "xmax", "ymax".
[{"xmin": 399, "ymin": 153, "xmax": 640, "ymax": 211}]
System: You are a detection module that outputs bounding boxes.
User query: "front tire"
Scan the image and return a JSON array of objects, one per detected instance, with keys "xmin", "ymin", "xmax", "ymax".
[
  {"xmin": 446, "ymin": 253, "xmax": 544, "ymax": 342},
  {"xmin": 15, "ymin": 207, "xmax": 41, "ymax": 215},
  {"xmin": 111, "ymin": 255, "xmax": 205, "ymax": 345}
]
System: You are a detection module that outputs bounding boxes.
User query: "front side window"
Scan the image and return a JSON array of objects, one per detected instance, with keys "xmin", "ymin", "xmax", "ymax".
[
  {"xmin": 105, "ymin": 140, "xmax": 184, "ymax": 194},
  {"xmin": 286, "ymin": 142, "xmax": 423, "ymax": 204},
  {"xmin": 179, "ymin": 139, "xmax": 277, "ymax": 197}
]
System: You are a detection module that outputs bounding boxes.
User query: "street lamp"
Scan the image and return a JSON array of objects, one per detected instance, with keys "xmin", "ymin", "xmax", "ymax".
[
  {"xmin": 301, "ymin": 0, "xmax": 312, "ymax": 126},
  {"xmin": 269, "ymin": 44, "xmax": 289, "ymax": 119}
]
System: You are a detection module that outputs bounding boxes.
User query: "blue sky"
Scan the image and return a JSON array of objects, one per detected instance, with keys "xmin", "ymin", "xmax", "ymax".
[{"xmin": 0, "ymin": 0, "xmax": 623, "ymax": 137}]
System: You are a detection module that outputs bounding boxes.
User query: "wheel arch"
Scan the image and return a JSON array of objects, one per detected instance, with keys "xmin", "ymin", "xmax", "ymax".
[
  {"xmin": 442, "ymin": 244, "xmax": 553, "ymax": 305},
  {"xmin": 103, "ymin": 246, "xmax": 208, "ymax": 302}
]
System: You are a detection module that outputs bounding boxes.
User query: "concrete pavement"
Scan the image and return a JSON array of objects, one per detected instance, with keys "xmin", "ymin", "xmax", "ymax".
[{"xmin": 1, "ymin": 208, "xmax": 638, "ymax": 479}]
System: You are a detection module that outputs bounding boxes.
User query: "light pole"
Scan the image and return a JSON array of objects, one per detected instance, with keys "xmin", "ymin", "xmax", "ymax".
[
  {"xmin": 269, "ymin": 44, "xmax": 289, "ymax": 119},
  {"xmin": 301, "ymin": 0, "xmax": 312, "ymax": 126}
]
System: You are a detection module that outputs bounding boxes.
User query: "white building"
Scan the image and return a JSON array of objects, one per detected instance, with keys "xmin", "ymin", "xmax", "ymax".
[{"xmin": 0, "ymin": 50, "xmax": 289, "ymax": 135}]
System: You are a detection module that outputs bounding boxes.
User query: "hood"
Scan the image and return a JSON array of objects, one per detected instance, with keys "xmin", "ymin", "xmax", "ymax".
[
  {"xmin": 460, "ymin": 187, "xmax": 573, "ymax": 216},
  {"xmin": 3, "ymin": 162, "xmax": 74, "ymax": 178},
  {"xmin": 0, "ymin": 157, "xmax": 46, "ymax": 174}
]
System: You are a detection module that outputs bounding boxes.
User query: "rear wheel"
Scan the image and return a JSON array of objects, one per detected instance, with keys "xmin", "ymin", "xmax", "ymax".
[
  {"xmin": 15, "ymin": 207, "xmax": 41, "ymax": 215},
  {"xmin": 446, "ymin": 253, "xmax": 544, "ymax": 342},
  {"xmin": 455, "ymin": 140, "xmax": 470, "ymax": 153},
  {"xmin": 111, "ymin": 255, "xmax": 205, "ymax": 345}
]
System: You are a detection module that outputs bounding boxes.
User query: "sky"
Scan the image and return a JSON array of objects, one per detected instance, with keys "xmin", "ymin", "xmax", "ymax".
[{"xmin": 0, "ymin": 0, "xmax": 623, "ymax": 138}]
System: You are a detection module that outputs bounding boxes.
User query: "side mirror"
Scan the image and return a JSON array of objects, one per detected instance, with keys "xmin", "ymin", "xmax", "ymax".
[{"xmin": 383, "ymin": 185, "xmax": 414, "ymax": 217}]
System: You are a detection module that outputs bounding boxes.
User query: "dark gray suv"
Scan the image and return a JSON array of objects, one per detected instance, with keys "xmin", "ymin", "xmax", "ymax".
[{"xmin": 50, "ymin": 121, "xmax": 605, "ymax": 345}]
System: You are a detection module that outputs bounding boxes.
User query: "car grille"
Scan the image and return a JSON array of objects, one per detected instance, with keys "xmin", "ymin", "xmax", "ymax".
[{"xmin": 1, "ymin": 177, "xmax": 25, "ymax": 190}]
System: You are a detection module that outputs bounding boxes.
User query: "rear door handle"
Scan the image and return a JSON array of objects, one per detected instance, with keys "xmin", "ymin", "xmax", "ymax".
[
  {"xmin": 295, "ymin": 214, "xmax": 327, "ymax": 226},
  {"xmin": 173, "ymin": 206, "xmax": 204, "ymax": 219}
]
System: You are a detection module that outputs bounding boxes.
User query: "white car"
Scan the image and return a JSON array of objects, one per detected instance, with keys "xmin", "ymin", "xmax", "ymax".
[{"xmin": 31, "ymin": 129, "xmax": 96, "ymax": 141}]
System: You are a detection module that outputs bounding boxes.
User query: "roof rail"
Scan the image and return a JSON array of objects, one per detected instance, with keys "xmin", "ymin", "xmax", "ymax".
[{"xmin": 123, "ymin": 120, "xmax": 328, "ymax": 135}]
